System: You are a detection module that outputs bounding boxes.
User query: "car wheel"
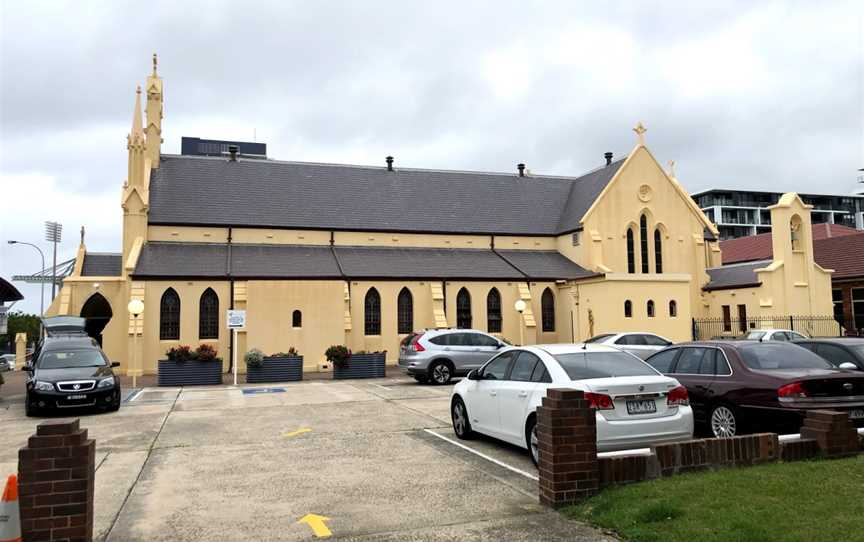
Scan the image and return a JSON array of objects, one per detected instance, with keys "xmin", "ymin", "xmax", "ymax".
[
  {"xmin": 526, "ymin": 417, "xmax": 539, "ymax": 467},
  {"xmin": 710, "ymin": 404, "xmax": 738, "ymax": 438},
  {"xmin": 451, "ymin": 397, "xmax": 473, "ymax": 439},
  {"xmin": 413, "ymin": 375, "xmax": 429, "ymax": 384},
  {"xmin": 429, "ymin": 361, "xmax": 452, "ymax": 385},
  {"xmin": 25, "ymin": 396, "xmax": 39, "ymax": 418}
]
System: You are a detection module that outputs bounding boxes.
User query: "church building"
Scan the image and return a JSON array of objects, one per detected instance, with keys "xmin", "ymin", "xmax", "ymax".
[{"xmin": 47, "ymin": 57, "xmax": 834, "ymax": 376}]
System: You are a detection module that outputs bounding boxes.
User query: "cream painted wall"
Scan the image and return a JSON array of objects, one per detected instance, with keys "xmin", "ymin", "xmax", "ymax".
[
  {"xmin": 245, "ymin": 280, "xmax": 345, "ymax": 371},
  {"xmin": 573, "ymin": 275, "xmax": 693, "ymax": 342},
  {"xmin": 138, "ymin": 281, "xmax": 231, "ymax": 374},
  {"xmin": 579, "ymin": 146, "xmax": 715, "ymax": 317}
]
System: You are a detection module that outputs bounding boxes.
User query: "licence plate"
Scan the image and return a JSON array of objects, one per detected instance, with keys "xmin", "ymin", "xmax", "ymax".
[
  {"xmin": 626, "ymin": 399, "xmax": 657, "ymax": 415},
  {"xmin": 849, "ymin": 409, "xmax": 864, "ymax": 419},
  {"xmin": 67, "ymin": 394, "xmax": 87, "ymax": 400}
]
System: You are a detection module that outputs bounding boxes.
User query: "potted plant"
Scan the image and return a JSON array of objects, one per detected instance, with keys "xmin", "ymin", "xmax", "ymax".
[
  {"xmin": 327, "ymin": 345, "xmax": 386, "ymax": 380},
  {"xmin": 157, "ymin": 344, "xmax": 223, "ymax": 386},
  {"xmin": 245, "ymin": 347, "xmax": 303, "ymax": 383}
]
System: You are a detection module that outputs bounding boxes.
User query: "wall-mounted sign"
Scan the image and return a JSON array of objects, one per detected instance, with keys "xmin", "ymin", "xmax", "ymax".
[
  {"xmin": 0, "ymin": 305, "xmax": 8, "ymax": 335},
  {"xmin": 227, "ymin": 309, "xmax": 246, "ymax": 329}
]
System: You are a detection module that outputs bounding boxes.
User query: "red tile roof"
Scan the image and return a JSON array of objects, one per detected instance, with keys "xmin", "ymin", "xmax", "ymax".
[
  {"xmin": 814, "ymin": 232, "xmax": 864, "ymax": 279},
  {"xmin": 720, "ymin": 223, "xmax": 859, "ymax": 264}
]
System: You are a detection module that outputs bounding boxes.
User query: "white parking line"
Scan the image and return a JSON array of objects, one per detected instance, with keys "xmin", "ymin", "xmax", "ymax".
[
  {"xmin": 126, "ymin": 389, "xmax": 144, "ymax": 402},
  {"xmin": 422, "ymin": 429, "xmax": 539, "ymax": 481}
]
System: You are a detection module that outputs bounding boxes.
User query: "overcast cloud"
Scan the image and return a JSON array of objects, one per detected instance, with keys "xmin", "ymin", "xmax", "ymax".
[{"xmin": 1, "ymin": 0, "xmax": 863, "ymax": 314}]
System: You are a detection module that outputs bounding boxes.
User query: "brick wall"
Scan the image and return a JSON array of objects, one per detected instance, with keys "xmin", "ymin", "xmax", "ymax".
[
  {"xmin": 537, "ymin": 389, "xmax": 861, "ymax": 504},
  {"xmin": 18, "ymin": 419, "xmax": 95, "ymax": 542}
]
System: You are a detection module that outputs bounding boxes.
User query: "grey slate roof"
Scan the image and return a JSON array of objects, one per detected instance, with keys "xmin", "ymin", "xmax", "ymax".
[
  {"xmin": 147, "ymin": 155, "xmax": 625, "ymax": 235},
  {"xmin": 496, "ymin": 250, "xmax": 599, "ymax": 280},
  {"xmin": 81, "ymin": 253, "xmax": 122, "ymax": 277},
  {"xmin": 334, "ymin": 246, "xmax": 524, "ymax": 279},
  {"xmin": 703, "ymin": 260, "xmax": 769, "ymax": 291},
  {"xmin": 132, "ymin": 242, "xmax": 594, "ymax": 281}
]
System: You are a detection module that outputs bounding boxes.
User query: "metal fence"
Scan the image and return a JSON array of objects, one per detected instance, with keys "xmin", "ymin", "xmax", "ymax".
[{"xmin": 691, "ymin": 315, "xmax": 859, "ymax": 341}]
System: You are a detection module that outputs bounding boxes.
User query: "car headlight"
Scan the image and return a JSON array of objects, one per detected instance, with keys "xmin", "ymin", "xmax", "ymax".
[
  {"xmin": 97, "ymin": 377, "xmax": 116, "ymax": 389},
  {"xmin": 34, "ymin": 381, "xmax": 54, "ymax": 392}
]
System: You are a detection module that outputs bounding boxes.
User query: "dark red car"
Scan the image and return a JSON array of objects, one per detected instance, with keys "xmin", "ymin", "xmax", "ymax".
[{"xmin": 645, "ymin": 341, "xmax": 864, "ymax": 437}]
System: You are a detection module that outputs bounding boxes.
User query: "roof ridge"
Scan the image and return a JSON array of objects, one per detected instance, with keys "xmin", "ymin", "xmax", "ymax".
[{"xmin": 159, "ymin": 153, "xmax": 623, "ymax": 183}]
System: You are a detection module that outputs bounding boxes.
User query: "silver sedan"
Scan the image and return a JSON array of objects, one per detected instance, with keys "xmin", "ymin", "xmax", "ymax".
[{"xmin": 584, "ymin": 332, "xmax": 673, "ymax": 360}]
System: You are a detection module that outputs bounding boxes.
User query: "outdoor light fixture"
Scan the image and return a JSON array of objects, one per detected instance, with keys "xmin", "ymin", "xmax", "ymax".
[
  {"xmin": 514, "ymin": 299, "xmax": 527, "ymax": 346},
  {"xmin": 127, "ymin": 299, "xmax": 144, "ymax": 388}
]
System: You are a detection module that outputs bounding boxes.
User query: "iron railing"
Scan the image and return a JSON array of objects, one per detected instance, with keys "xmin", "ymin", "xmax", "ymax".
[{"xmin": 691, "ymin": 315, "xmax": 859, "ymax": 341}]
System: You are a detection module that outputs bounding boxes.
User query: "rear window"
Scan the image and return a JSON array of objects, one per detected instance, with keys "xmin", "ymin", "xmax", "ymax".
[
  {"xmin": 745, "ymin": 331, "xmax": 766, "ymax": 340},
  {"xmin": 585, "ymin": 334, "xmax": 614, "ymax": 344},
  {"xmin": 853, "ymin": 346, "xmax": 864, "ymax": 357},
  {"xmin": 554, "ymin": 351, "xmax": 659, "ymax": 380},
  {"xmin": 738, "ymin": 344, "xmax": 832, "ymax": 370},
  {"xmin": 39, "ymin": 349, "xmax": 107, "ymax": 369},
  {"xmin": 400, "ymin": 333, "xmax": 419, "ymax": 347}
]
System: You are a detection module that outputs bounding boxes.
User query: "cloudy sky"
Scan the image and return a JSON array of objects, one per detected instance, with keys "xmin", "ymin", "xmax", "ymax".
[{"xmin": 1, "ymin": 0, "xmax": 862, "ymax": 314}]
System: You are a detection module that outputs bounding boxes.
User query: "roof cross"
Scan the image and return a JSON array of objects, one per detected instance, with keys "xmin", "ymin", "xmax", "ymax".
[{"xmin": 633, "ymin": 121, "xmax": 647, "ymax": 145}]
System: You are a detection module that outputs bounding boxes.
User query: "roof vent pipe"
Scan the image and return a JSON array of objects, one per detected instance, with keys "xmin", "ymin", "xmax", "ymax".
[
  {"xmin": 604, "ymin": 152, "xmax": 613, "ymax": 166},
  {"xmin": 386, "ymin": 156, "xmax": 394, "ymax": 171},
  {"xmin": 517, "ymin": 163, "xmax": 526, "ymax": 177},
  {"xmin": 228, "ymin": 145, "xmax": 239, "ymax": 162}
]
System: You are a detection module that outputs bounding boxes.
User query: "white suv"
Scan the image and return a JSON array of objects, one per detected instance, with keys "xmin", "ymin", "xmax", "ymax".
[{"xmin": 398, "ymin": 329, "xmax": 507, "ymax": 385}]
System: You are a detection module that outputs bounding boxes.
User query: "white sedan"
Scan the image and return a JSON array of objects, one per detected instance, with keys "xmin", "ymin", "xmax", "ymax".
[
  {"xmin": 450, "ymin": 344, "xmax": 694, "ymax": 465},
  {"xmin": 584, "ymin": 332, "xmax": 673, "ymax": 360}
]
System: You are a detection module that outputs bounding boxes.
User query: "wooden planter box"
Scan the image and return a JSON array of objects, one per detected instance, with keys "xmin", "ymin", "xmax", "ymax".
[
  {"xmin": 246, "ymin": 356, "xmax": 304, "ymax": 383},
  {"xmin": 157, "ymin": 359, "xmax": 223, "ymax": 386},
  {"xmin": 333, "ymin": 353, "xmax": 386, "ymax": 380}
]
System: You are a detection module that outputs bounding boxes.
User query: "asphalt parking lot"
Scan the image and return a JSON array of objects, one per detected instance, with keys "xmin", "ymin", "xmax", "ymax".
[{"xmin": 0, "ymin": 373, "xmax": 613, "ymax": 541}]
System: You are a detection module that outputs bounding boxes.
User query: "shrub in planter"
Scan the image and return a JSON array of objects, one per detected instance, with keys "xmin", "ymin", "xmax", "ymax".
[
  {"xmin": 325, "ymin": 345, "xmax": 351, "ymax": 369},
  {"xmin": 195, "ymin": 344, "xmax": 219, "ymax": 362},
  {"xmin": 166, "ymin": 345, "xmax": 194, "ymax": 362},
  {"xmin": 245, "ymin": 348, "xmax": 265, "ymax": 368}
]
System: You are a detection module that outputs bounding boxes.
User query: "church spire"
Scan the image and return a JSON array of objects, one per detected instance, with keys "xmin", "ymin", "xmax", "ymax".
[
  {"xmin": 130, "ymin": 86, "xmax": 144, "ymax": 141},
  {"xmin": 145, "ymin": 53, "xmax": 164, "ymax": 168}
]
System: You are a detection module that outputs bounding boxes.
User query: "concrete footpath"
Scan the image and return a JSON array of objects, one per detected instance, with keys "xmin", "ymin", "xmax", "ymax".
[{"xmin": 0, "ymin": 375, "xmax": 614, "ymax": 541}]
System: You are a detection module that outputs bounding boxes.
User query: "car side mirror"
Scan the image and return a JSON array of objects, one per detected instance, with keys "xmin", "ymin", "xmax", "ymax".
[
  {"xmin": 496, "ymin": 342, "xmax": 505, "ymax": 349},
  {"xmin": 467, "ymin": 370, "xmax": 481, "ymax": 381},
  {"xmin": 111, "ymin": 362, "xmax": 121, "ymax": 368},
  {"xmin": 22, "ymin": 364, "xmax": 33, "ymax": 372},
  {"xmin": 838, "ymin": 362, "xmax": 858, "ymax": 370}
]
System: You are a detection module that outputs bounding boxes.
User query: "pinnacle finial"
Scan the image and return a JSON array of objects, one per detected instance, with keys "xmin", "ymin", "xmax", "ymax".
[
  {"xmin": 80, "ymin": 226, "xmax": 85, "ymax": 246},
  {"xmin": 131, "ymin": 85, "xmax": 144, "ymax": 137},
  {"xmin": 152, "ymin": 53, "xmax": 158, "ymax": 76},
  {"xmin": 633, "ymin": 121, "xmax": 647, "ymax": 145},
  {"xmin": 667, "ymin": 159, "xmax": 676, "ymax": 178}
]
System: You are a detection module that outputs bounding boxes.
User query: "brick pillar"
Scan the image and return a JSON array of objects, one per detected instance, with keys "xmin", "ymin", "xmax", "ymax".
[
  {"xmin": 537, "ymin": 388, "xmax": 598, "ymax": 508},
  {"xmin": 800, "ymin": 410, "xmax": 859, "ymax": 459},
  {"xmin": 18, "ymin": 419, "xmax": 95, "ymax": 541}
]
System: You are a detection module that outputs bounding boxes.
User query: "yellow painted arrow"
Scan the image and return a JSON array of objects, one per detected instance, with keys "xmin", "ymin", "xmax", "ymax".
[
  {"xmin": 283, "ymin": 427, "xmax": 312, "ymax": 438},
  {"xmin": 297, "ymin": 513, "xmax": 332, "ymax": 537}
]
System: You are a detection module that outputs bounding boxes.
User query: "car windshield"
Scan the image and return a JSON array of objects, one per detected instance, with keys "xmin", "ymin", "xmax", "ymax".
[
  {"xmin": 585, "ymin": 334, "xmax": 615, "ymax": 344},
  {"xmin": 554, "ymin": 351, "xmax": 659, "ymax": 380},
  {"xmin": 739, "ymin": 344, "xmax": 832, "ymax": 370},
  {"xmin": 852, "ymin": 345, "xmax": 864, "ymax": 357},
  {"xmin": 744, "ymin": 331, "xmax": 766, "ymax": 340},
  {"xmin": 39, "ymin": 349, "xmax": 107, "ymax": 369}
]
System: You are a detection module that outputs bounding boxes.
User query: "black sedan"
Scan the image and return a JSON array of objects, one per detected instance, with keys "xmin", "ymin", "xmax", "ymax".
[
  {"xmin": 24, "ymin": 335, "xmax": 121, "ymax": 416},
  {"xmin": 793, "ymin": 338, "xmax": 864, "ymax": 371}
]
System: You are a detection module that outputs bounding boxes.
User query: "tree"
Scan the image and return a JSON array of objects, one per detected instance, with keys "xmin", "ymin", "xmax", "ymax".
[{"xmin": 1, "ymin": 311, "xmax": 41, "ymax": 352}]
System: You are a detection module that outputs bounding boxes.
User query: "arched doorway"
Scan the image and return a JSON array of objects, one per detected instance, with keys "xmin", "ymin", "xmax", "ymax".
[{"xmin": 80, "ymin": 293, "xmax": 112, "ymax": 346}]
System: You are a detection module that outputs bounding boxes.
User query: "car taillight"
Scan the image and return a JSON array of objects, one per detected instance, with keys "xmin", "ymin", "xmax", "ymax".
[
  {"xmin": 411, "ymin": 334, "xmax": 425, "ymax": 352},
  {"xmin": 584, "ymin": 392, "xmax": 614, "ymax": 410},
  {"xmin": 778, "ymin": 381, "xmax": 808, "ymax": 400},
  {"xmin": 666, "ymin": 385, "xmax": 689, "ymax": 407}
]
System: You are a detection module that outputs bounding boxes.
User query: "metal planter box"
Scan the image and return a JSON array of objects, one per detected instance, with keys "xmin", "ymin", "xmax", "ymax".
[
  {"xmin": 157, "ymin": 359, "xmax": 223, "ymax": 386},
  {"xmin": 333, "ymin": 353, "xmax": 386, "ymax": 380},
  {"xmin": 246, "ymin": 356, "xmax": 304, "ymax": 383}
]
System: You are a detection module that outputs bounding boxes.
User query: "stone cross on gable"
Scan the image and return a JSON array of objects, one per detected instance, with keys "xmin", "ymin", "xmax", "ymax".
[{"xmin": 633, "ymin": 121, "xmax": 647, "ymax": 145}]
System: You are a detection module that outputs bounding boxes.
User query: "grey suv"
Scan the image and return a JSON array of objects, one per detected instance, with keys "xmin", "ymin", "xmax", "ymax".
[{"xmin": 398, "ymin": 329, "xmax": 507, "ymax": 385}]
